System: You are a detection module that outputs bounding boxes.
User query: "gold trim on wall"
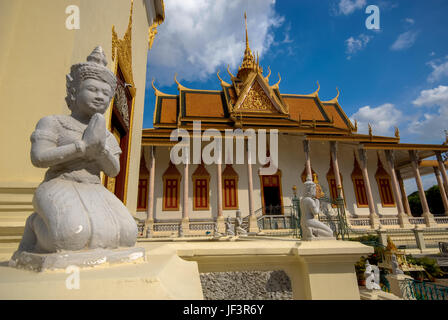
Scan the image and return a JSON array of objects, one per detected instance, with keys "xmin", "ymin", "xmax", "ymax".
[{"xmin": 112, "ymin": 0, "xmax": 136, "ymax": 96}]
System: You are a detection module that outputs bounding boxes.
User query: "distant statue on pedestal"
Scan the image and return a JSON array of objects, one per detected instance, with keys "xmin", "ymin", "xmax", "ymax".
[
  {"xmin": 235, "ymin": 210, "xmax": 248, "ymax": 236},
  {"xmin": 178, "ymin": 224, "xmax": 184, "ymax": 238},
  {"xmin": 10, "ymin": 47, "xmax": 139, "ymax": 268},
  {"xmin": 300, "ymin": 178, "xmax": 335, "ymax": 240},
  {"xmin": 213, "ymin": 223, "xmax": 223, "ymax": 238},
  {"xmin": 391, "ymin": 254, "xmax": 404, "ymax": 275},
  {"xmin": 364, "ymin": 260, "xmax": 381, "ymax": 290},
  {"xmin": 225, "ymin": 217, "xmax": 235, "ymax": 236}
]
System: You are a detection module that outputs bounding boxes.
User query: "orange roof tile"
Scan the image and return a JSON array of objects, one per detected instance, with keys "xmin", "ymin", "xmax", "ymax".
[
  {"xmin": 323, "ymin": 103, "xmax": 351, "ymax": 130},
  {"xmin": 160, "ymin": 98, "xmax": 178, "ymax": 124},
  {"xmin": 184, "ymin": 92, "xmax": 226, "ymax": 118},
  {"xmin": 282, "ymin": 96, "xmax": 329, "ymax": 122}
]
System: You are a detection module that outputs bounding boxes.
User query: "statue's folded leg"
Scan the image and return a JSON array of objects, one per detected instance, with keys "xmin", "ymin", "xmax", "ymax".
[
  {"xmin": 101, "ymin": 187, "xmax": 138, "ymax": 247},
  {"xmin": 33, "ymin": 180, "xmax": 92, "ymax": 252},
  {"xmin": 16, "ymin": 213, "xmax": 38, "ymax": 253}
]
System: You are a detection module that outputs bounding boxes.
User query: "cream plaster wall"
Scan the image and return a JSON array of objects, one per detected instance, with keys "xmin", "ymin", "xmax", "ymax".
[
  {"xmin": 0, "ymin": 0, "xmax": 157, "ymax": 227},
  {"xmin": 146, "ymin": 134, "xmax": 400, "ymax": 222}
]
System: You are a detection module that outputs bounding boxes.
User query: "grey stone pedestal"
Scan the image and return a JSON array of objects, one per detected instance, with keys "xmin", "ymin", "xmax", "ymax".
[{"xmin": 9, "ymin": 247, "xmax": 145, "ymax": 272}]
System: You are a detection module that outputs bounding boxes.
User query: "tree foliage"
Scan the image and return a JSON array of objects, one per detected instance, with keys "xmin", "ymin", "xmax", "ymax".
[{"xmin": 408, "ymin": 185, "xmax": 445, "ymax": 216}]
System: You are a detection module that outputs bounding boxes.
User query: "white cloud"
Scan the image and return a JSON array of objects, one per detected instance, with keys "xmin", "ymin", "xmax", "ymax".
[
  {"xmin": 337, "ymin": 0, "xmax": 367, "ymax": 15},
  {"xmin": 390, "ymin": 31, "xmax": 418, "ymax": 51},
  {"xmin": 350, "ymin": 103, "xmax": 403, "ymax": 136},
  {"xmin": 409, "ymin": 85, "xmax": 448, "ymax": 141},
  {"xmin": 404, "ymin": 18, "xmax": 415, "ymax": 25},
  {"xmin": 413, "ymin": 85, "xmax": 448, "ymax": 107},
  {"xmin": 345, "ymin": 34, "xmax": 371, "ymax": 59},
  {"xmin": 148, "ymin": 0, "xmax": 284, "ymax": 86},
  {"xmin": 427, "ymin": 57, "xmax": 448, "ymax": 83}
]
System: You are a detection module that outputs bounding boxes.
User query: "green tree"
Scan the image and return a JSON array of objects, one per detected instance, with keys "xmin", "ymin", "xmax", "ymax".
[{"xmin": 408, "ymin": 185, "xmax": 445, "ymax": 216}]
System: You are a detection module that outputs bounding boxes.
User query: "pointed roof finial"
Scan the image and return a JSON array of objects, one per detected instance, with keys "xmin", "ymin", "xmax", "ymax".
[
  {"xmin": 272, "ymin": 72, "xmax": 282, "ymax": 89},
  {"xmin": 217, "ymin": 70, "xmax": 230, "ymax": 86},
  {"xmin": 395, "ymin": 127, "xmax": 400, "ymax": 139},
  {"xmin": 245, "ymin": 11, "xmax": 249, "ymax": 50},
  {"xmin": 237, "ymin": 12, "xmax": 262, "ymax": 79}
]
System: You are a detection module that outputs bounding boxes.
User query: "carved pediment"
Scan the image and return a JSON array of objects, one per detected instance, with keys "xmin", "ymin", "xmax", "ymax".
[
  {"xmin": 232, "ymin": 75, "xmax": 287, "ymax": 115},
  {"xmin": 239, "ymin": 81, "xmax": 277, "ymax": 113}
]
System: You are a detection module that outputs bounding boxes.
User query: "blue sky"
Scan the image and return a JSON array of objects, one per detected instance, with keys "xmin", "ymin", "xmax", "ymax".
[{"xmin": 143, "ymin": 0, "xmax": 448, "ymax": 193}]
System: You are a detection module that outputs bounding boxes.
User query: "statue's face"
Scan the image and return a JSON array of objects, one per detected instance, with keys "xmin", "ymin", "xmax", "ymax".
[
  {"xmin": 305, "ymin": 183, "xmax": 316, "ymax": 197},
  {"xmin": 75, "ymin": 78, "xmax": 113, "ymax": 117}
]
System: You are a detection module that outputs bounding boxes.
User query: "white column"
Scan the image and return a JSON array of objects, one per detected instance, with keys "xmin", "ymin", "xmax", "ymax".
[
  {"xmin": 330, "ymin": 142, "xmax": 343, "ymax": 199},
  {"xmin": 216, "ymin": 161, "xmax": 225, "ymax": 232},
  {"xmin": 384, "ymin": 150, "xmax": 411, "ymax": 228},
  {"xmin": 409, "ymin": 150, "xmax": 435, "ymax": 227},
  {"xmin": 396, "ymin": 170, "xmax": 412, "ymax": 216},
  {"xmin": 358, "ymin": 148, "xmax": 379, "ymax": 229},
  {"xmin": 246, "ymin": 138, "xmax": 258, "ymax": 233},
  {"xmin": 436, "ymin": 152, "xmax": 448, "ymax": 199},
  {"xmin": 434, "ymin": 166, "xmax": 448, "ymax": 216},
  {"xmin": 144, "ymin": 146, "xmax": 156, "ymax": 236},
  {"xmin": 182, "ymin": 148, "xmax": 190, "ymax": 232},
  {"xmin": 303, "ymin": 140, "xmax": 312, "ymax": 180}
]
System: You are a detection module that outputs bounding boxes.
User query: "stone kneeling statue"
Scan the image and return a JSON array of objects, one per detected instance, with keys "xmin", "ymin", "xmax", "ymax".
[
  {"xmin": 225, "ymin": 217, "xmax": 235, "ymax": 236},
  {"xmin": 235, "ymin": 210, "xmax": 248, "ymax": 236},
  {"xmin": 11, "ymin": 47, "xmax": 138, "ymax": 265},
  {"xmin": 300, "ymin": 178, "xmax": 335, "ymax": 240}
]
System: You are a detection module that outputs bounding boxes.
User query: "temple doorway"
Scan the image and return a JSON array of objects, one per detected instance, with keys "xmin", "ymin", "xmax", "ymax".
[{"xmin": 261, "ymin": 174, "xmax": 283, "ymax": 215}]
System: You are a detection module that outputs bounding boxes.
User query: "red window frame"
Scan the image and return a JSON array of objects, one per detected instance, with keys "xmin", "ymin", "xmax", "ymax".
[
  {"xmin": 223, "ymin": 178, "xmax": 238, "ymax": 209},
  {"xmin": 164, "ymin": 178, "xmax": 179, "ymax": 210},
  {"xmin": 354, "ymin": 178, "xmax": 368, "ymax": 207},
  {"xmin": 194, "ymin": 178, "xmax": 209, "ymax": 210},
  {"xmin": 378, "ymin": 178, "xmax": 395, "ymax": 206},
  {"xmin": 137, "ymin": 178, "xmax": 148, "ymax": 210}
]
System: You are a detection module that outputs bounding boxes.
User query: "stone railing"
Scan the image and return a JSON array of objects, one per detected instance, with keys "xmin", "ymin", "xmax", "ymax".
[
  {"xmin": 349, "ymin": 218, "xmax": 371, "ymax": 227},
  {"xmin": 153, "ymin": 223, "xmax": 179, "ymax": 232},
  {"xmin": 435, "ymin": 217, "xmax": 448, "ymax": 225},
  {"xmin": 409, "ymin": 217, "xmax": 426, "ymax": 225},
  {"xmin": 380, "ymin": 218, "xmax": 400, "ymax": 226},
  {"xmin": 258, "ymin": 215, "xmax": 294, "ymax": 230},
  {"xmin": 189, "ymin": 222, "xmax": 215, "ymax": 231}
]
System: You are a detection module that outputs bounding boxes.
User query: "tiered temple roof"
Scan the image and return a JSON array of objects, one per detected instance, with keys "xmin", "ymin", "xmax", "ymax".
[{"xmin": 143, "ymin": 13, "xmax": 448, "ymax": 162}]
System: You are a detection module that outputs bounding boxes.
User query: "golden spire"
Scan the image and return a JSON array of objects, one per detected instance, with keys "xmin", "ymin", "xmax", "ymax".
[
  {"xmin": 237, "ymin": 12, "xmax": 262, "ymax": 80},
  {"xmin": 245, "ymin": 12, "xmax": 249, "ymax": 51}
]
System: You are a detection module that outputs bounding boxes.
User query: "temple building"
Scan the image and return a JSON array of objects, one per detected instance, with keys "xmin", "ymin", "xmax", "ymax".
[{"xmin": 138, "ymin": 15, "xmax": 448, "ymax": 235}]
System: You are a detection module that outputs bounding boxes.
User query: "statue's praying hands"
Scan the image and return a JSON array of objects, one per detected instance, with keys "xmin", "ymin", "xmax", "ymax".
[{"xmin": 83, "ymin": 113, "xmax": 107, "ymax": 159}]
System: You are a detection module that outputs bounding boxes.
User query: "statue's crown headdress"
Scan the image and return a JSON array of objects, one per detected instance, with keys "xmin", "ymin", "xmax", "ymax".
[{"xmin": 67, "ymin": 46, "xmax": 117, "ymax": 91}]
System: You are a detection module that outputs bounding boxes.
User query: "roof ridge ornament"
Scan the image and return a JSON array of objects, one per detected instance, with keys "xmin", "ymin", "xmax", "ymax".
[
  {"xmin": 227, "ymin": 65, "xmax": 236, "ymax": 81},
  {"xmin": 217, "ymin": 71, "xmax": 231, "ymax": 86},
  {"xmin": 310, "ymin": 81, "xmax": 320, "ymax": 97},
  {"xmin": 272, "ymin": 73, "xmax": 281, "ymax": 89},
  {"xmin": 174, "ymin": 73, "xmax": 189, "ymax": 90},
  {"xmin": 151, "ymin": 78, "xmax": 175, "ymax": 96},
  {"xmin": 395, "ymin": 127, "xmax": 400, "ymax": 139},
  {"xmin": 264, "ymin": 66, "xmax": 271, "ymax": 82}
]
